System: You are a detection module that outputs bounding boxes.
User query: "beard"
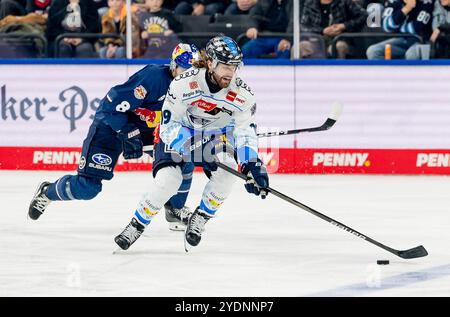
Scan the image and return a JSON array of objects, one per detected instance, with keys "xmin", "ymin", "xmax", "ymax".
[{"xmin": 211, "ymin": 72, "xmax": 232, "ymax": 89}]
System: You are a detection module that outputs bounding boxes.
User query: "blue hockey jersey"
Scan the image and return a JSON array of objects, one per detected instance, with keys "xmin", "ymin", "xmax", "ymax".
[
  {"xmin": 383, "ymin": 0, "xmax": 434, "ymax": 39},
  {"xmin": 94, "ymin": 64, "xmax": 173, "ymax": 133}
]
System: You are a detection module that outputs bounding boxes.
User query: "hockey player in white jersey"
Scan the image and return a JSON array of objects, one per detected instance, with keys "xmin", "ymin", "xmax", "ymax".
[{"xmin": 115, "ymin": 36, "xmax": 269, "ymax": 251}]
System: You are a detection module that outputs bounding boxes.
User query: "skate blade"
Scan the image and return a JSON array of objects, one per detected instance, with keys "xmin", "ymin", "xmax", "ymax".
[
  {"xmin": 169, "ymin": 222, "xmax": 186, "ymax": 231},
  {"xmin": 184, "ymin": 237, "xmax": 193, "ymax": 253},
  {"xmin": 112, "ymin": 248, "xmax": 124, "ymax": 255}
]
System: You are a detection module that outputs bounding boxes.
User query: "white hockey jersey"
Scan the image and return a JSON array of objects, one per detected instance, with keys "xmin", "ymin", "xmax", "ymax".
[{"xmin": 159, "ymin": 67, "xmax": 259, "ymax": 163}]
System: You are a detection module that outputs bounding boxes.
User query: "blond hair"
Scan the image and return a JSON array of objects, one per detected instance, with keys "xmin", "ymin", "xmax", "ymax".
[{"xmin": 192, "ymin": 49, "xmax": 209, "ymax": 69}]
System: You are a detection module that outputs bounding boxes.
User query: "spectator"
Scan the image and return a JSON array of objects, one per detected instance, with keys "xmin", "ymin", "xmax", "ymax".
[
  {"xmin": 241, "ymin": 0, "xmax": 293, "ymax": 59},
  {"xmin": 0, "ymin": 0, "xmax": 26, "ymax": 19},
  {"xmin": 46, "ymin": 0, "xmax": 100, "ymax": 57},
  {"xmin": 136, "ymin": 0, "xmax": 181, "ymax": 58},
  {"xmin": 431, "ymin": 0, "xmax": 450, "ymax": 58},
  {"xmin": 0, "ymin": 0, "xmax": 46, "ymax": 57},
  {"xmin": 224, "ymin": 0, "xmax": 257, "ymax": 15},
  {"xmin": 366, "ymin": 0, "xmax": 434, "ymax": 59},
  {"xmin": 100, "ymin": 0, "xmax": 127, "ymax": 58},
  {"xmin": 174, "ymin": 0, "xmax": 230, "ymax": 16},
  {"xmin": 283, "ymin": 0, "xmax": 367, "ymax": 59}
]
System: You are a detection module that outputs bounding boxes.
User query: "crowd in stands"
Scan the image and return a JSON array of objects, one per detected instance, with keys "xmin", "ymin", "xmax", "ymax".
[{"xmin": 0, "ymin": 0, "xmax": 449, "ymax": 59}]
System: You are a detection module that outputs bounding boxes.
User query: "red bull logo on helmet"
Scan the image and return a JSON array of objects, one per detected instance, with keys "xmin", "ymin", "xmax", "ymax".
[
  {"xmin": 172, "ymin": 44, "xmax": 184, "ymax": 59},
  {"xmin": 171, "ymin": 43, "xmax": 197, "ymax": 69}
]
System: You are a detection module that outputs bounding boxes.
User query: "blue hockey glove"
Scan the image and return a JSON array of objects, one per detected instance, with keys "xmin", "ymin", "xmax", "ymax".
[
  {"xmin": 241, "ymin": 160, "xmax": 269, "ymax": 199},
  {"xmin": 118, "ymin": 125, "xmax": 143, "ymax": 160}
]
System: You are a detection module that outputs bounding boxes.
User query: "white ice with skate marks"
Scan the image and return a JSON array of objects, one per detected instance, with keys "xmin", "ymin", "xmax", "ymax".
[{"xmin": 1, "ymin": 171, "xmax": 450, "ymax": 296}]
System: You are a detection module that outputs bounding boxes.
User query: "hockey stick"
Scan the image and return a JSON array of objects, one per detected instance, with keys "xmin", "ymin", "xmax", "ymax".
[
  {"xmin": 257, "ymin": 102, "xmax": 343, "ymax": 138},
  {"xmin": 216, "ymin": 161, "xmax": 428, "ymax": 259}
]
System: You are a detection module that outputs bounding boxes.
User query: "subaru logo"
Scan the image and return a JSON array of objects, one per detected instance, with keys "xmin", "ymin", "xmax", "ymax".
[{"xmin": 92, "ymin": 153, "xmax": 112, "ymax": 166}]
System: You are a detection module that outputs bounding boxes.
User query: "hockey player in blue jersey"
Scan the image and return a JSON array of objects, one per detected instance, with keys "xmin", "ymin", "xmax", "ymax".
[
  {"xmin": 367, "ymin": 0, "xmax": 434, "ymax": 59},
  {"xmin": 28, "ymin": 43, "xmax": 199, "ymax": 231},
  {"xmin": 114, "ymin": 36, "xmax": 270, "ymax": 251}
]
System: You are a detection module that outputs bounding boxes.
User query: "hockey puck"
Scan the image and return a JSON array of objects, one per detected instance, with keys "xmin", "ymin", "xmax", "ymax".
[{"xmin": 377, "ymin": 260, "xmax": 389, "ymax": 265}]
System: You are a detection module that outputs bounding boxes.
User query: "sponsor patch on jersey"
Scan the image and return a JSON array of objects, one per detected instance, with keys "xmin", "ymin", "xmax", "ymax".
[
  {"xmin": 191, "ymin": 99, "xmax": 217, "ymax": 112},
  {"xmin": 189, "ymin": 81, "xmax": 199, "ymax": 90},
  {"xmin": 235, "ymin": 95, "xmax": 246, "ymax": 106},
  {"xmin": 226, "ymin": 91, "xmax": 246, "ymax": 106},
  {"xmin": 92, "ymin": 153, "xmax": 112, "ymax": 166},
  {"xmin": 226, "ymin": 91, "xmax": 237, "ymax": 102},
  {"xmin": 134, "ymin": 85, "xmax": 147, "ymax": 100}
]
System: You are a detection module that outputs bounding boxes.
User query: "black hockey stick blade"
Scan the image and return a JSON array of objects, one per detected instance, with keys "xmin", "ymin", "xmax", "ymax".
[
  {"xmin": 257, "ymin": 102, "xmax": 343, "ymax": 137},
  {"xmin": 321, "ymin": 118, "xmax": 337, "ymax": 130},
  {"xmin": 397, "ymin": 245, "xmax": 428, "ymax": 259},
  {"xmin": 315, "ymin": 102, "xmax": 342, "ymax": 131}
]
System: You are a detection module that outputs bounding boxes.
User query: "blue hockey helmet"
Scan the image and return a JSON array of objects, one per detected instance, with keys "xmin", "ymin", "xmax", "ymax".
[{"xmin": 170, "ymin": 43, "xmax": 199, "ymax": 72}]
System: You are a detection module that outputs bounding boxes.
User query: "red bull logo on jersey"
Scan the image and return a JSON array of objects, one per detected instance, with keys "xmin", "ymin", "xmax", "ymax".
[
  {"xmin": 134, "ymin": 108, "xmax": 161, "ymax": 128},
  {"xmin": 134, "ymin": 85, "xmax": 147, "ymax": 100}
]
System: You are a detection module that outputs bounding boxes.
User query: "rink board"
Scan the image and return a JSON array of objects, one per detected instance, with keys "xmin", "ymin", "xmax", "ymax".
[
  {"xmin": 1, "ymin": 147, "xmax": 450, "ymax": 175},
  {"xmin": 1, "ymin": 63, "xmax": 450, "ymax": 174}
]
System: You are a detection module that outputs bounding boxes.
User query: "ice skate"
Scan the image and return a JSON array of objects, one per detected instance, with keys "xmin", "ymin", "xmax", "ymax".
[
  {"xmin": 28, "ymin": 182, "xmax": 51, "ymax": 220},
  {"xmin": 114, "ymin": 218, "xmax": 146, "ymax": 250},
  {"xmin": 165, "ymin": 203, "xmax": 192, "ymax": 231},
  {"xmin": 184, "ymin": 207, "xmax": 212, "ymax": 252}
]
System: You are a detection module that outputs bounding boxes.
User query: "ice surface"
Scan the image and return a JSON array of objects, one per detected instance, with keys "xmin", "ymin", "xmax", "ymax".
[{"xmin": 1, "ymin": 170, "xmax": 449, "ymax": 296}]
